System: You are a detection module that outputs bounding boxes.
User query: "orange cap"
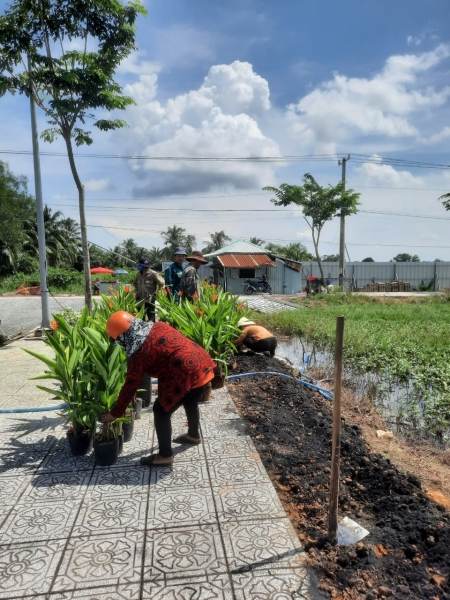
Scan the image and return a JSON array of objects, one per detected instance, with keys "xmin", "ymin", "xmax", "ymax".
[{"xmin": 106, "ymin": 311, "xmax": 135, "ymax": 339}]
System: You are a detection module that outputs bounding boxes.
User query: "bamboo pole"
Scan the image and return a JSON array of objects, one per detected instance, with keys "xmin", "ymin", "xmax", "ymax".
[{"xmin": 329, "ymin": 316, "xmax": 345, "ymax": 545}]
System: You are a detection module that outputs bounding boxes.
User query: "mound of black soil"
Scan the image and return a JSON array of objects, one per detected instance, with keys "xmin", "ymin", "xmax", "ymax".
[{"xmin": 228, "ymin": 352, "xmax": 450, "ymax": 599}]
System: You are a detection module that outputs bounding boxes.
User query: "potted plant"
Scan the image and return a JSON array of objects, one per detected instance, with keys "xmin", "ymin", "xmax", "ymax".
[
  {"xmin": 157, "ymin": 283, "xmax": 249, "ymax": 387},
  {"xmin": 122, "ymin": 408, "xmax": 135, "ymax": 442},
  {"xmin": 24, "ymin": 308, "xmax": 97, "ymax": 456},
  {"xmin": 82, "ymin": 326, "xmax": 129, "ymax": 466}
]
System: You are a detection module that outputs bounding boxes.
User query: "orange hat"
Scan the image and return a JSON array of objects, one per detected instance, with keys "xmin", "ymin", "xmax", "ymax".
[{"xmin": 106, "ymin": 311, "xmax": 135, "ymax": 339}]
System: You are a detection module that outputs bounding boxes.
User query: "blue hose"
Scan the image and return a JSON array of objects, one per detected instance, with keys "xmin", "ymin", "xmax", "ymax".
[
  {"xmin": 226, "ymin": 371, "xmax": 333, "ymax": 400},
  {"xmin": 0, "ymin": 372, "xmax": 332, "ymax": 415},
  {"xmin": 0, "ymin": 403, "xmax": 67, "ymax": 414}
]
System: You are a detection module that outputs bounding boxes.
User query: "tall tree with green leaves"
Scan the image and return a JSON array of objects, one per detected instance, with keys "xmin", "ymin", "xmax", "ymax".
[
  {"xmin": 249, "ymin": 237, "xmax": 265, "ymax": 247},
  {"xmin": 0, "ymin": 0, "xmax": 146, "ymax": 309},
  {"xmin": 264, "ymin": 174, "xmax": 360, "ymax": 283},
  {"xmin": 0, "ymin": 160, "xmax": 35, "ymax": 274},
  {"xmin": 203, "ymin": 231, "xmax": 231, "ymax": 253},
  {"xmin": 161, "ymin": 225, "xmax": 187, "ymax": 257}
]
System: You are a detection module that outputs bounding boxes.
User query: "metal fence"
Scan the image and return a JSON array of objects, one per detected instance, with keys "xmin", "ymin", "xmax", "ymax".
[{"xmin": 301, "ymin": 262, "xmax": 450, "ymax": 291}]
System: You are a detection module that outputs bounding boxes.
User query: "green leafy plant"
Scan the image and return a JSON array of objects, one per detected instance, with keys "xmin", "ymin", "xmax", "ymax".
[
  {"xmin": 157, "ymin": 283, "xmax": 251, "ymax": 375},
  {"xmin": 23, "ymin": 307, "xmax": 97, "ymax": 435}
]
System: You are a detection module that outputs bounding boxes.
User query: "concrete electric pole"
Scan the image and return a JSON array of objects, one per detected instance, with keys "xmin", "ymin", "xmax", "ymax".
[
  {"xmin": 28, "ymin": 56, "xmax": 51, "ymax": 329},
  {"xmin": 338, "ymin": 155, "xmax": 350, "ymax": 289}
]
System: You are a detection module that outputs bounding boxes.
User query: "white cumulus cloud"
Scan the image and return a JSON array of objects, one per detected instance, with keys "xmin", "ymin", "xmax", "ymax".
[
  {"xmin": 84, "ymin": 178, "xmax": 113, "ymax": 192},
  {"xmin": 355, "ymin": 161, "xmax": 425, "ymax": 188},
  {"xmin": 287, "ymin": 45, "xmax": 450, "ymax": 153},
  {"xmin": 115, "ymin": 60, "xmax": 280, "ymax": 197}
]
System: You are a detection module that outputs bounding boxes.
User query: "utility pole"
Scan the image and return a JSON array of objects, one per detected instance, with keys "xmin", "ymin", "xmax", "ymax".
[
  {"xmin": 28, "ymin": 56, "xmax": 51, "ymax": 329},
  {"xmin": 338, "ymin": 155, "xmax": 350, "ymax": 288}
]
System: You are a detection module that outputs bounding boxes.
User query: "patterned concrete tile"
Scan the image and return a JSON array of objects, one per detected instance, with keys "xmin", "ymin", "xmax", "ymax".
[
  {"xmin": 142, "ymin": 573, "xmax": 233, "ymax": 599},
  {"xmin": 0, "ymin": 475, "xmax": 33, "ymax": 507},
  {"xmin": 52, "ymin": 531, "xmax": 143, "ymax": 592},
  {"xmin": 208, "ymin": 456, "xmax": 270, "ymax": 487},
  {"xmin": 147, "ymin": 485, "xmax": 216, "ymax": 529},
  {"xmin": 232, "ymin": 567, "xmax": 311, "ymax": 600},
  {"xmin": 222, "ymin": 518, "xmax": 305, "ymax": 572},
  {"xmin": 200, "ymin": 402, "xmax": 241, "ymax": 421},
  {"xmin": 87, "ymin": 465, "xmax": 150, "ymax": 498},
  {"xmin": 200, "ymin": 417, "xmax": 249, "ymax": 438},
  {"xmin": 50, "ymin": 583, "xmax": 141, "ymax": 599},
  {"xmin": 0, "ymin": 539, "xmax": 65, "ymax": 598},
  {"xmin": 0, "ymin": 448, "xmax": 47, "ymax": 477},
  {"xmin": 73, "ymin": 492, "xmax": 147, "ymax": 536},
  {"xmin": 150, "ymin": 461, "xmax": 210, "ymax": 490},
  {"xmin": 213, "ymin": 484, "xmax": 286, "ymax": 522},
  {"xmin": 39, "ymin": 440, "xmax": 94, "ymax": 473},
  {"xmin": 22, "ymin": 471, "xmax": 91, "ymax": 503},
  {"xmin": 171, "ymin": 438, "xmax": 206, "ymax": 462},
  {"xmin": 143, "ymin": 524, "xmax": 227, "ymax": 582},
  {"xmin": 204, "ymin": 436, "xmax": 258, "ymax": 459},
  {"xmin": 0, "ymin": 498, "xmax": 80, "ymax": 544}
]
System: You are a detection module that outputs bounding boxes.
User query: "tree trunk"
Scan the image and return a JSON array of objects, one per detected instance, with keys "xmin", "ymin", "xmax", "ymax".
[
  {"xmin": 63, "ymin": 134, "xmax": 92, "ymax": 312},
  {"xmin": 312, "ymin": 227, "xmax": 326, "ymax": 284}
]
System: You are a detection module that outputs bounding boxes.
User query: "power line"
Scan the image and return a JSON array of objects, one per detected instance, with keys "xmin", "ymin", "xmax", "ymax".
[{"xmin": 1, "ymin": 149, "xmax": 449, "ymax": 169}]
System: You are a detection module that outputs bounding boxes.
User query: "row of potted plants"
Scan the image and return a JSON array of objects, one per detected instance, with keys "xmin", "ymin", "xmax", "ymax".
[
  {"xmin": 24, "ymin": 283, "xmax": 249, "ymax": 465},
  {"xmin": 156, "ymin": 282, "xmax": 250, "ymax": 386},
  {"xmin": 24, "ymin": 291, "xmax": 147, "ymax": 466}
]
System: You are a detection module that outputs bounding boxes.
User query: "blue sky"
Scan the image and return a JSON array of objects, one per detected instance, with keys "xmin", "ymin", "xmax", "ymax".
[{"xmin": 1, "ymin": 0, "xmax": 450, "ymax": 261}]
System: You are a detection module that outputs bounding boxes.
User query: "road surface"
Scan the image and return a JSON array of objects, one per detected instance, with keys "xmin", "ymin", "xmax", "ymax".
[{"xmin": 0, "ymin": 296, "xmax": 86, "ymax": 337}]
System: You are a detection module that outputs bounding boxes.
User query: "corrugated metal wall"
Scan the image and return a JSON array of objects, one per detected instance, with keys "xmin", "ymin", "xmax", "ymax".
[{"xmin": 301, "ymin": 262, "xmax": 450, "ymax": 291}]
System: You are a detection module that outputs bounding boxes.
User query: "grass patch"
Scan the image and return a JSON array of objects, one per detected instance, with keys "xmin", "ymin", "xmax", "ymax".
[{"xmin": 261, "ymin": 294, "xmax": 450, "ymax": 441}]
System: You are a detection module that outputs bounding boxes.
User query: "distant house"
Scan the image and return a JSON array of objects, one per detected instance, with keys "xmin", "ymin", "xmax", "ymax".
[{"xmin": 203, "ymin": 240, "xmax": 303, "ymax": 294}]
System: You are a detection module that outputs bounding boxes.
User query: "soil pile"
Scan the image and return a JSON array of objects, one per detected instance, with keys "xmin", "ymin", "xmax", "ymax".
[{"xmin": 228, "ymin": 353, "xmax": 450, "ymax": 599}]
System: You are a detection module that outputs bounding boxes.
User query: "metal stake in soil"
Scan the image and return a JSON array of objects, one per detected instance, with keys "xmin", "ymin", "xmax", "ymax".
[{"xmin": 329, "ymin": 316, "xmax": 345, "ymax": 545}]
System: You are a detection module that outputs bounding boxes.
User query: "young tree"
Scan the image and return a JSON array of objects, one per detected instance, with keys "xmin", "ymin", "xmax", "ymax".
[
  {"xmin": 0, "ymin": 0, "xmax": 146, "ymax": 309},
  {"xmin": 264, "ymin": 174, "xmax": 360, "ymax": 283},
  {"xmin": 362, "ymin": 257, "xmax": 375, "ymax": 262}
]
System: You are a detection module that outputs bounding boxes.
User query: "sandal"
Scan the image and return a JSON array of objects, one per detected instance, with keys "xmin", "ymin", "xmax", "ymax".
[
  {"xmin": 139, "ymin": 453, "xmax": 174, "ymax": 467},
  {"xmin": 172, "ymin": 434, "xmax": 202, "ymax": 445}
]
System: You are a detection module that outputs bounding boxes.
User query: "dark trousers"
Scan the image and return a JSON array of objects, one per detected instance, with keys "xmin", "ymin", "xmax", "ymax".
[
  {"xmin": 243, "ymin": 336, "xmax": 277, "ymax": 357},
  {"xmin": 144, "ymin": 302, "xmax": 156, "ymax": 322},
  {"xmin": 153, "ymin": 384, "xmax": 207, "ymax": 457}
]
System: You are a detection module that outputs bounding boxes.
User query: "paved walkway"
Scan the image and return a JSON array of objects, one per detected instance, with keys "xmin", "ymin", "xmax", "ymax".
[{"xmin": 0, "ymin": 340, "xmax": 313, "ymax": 599}]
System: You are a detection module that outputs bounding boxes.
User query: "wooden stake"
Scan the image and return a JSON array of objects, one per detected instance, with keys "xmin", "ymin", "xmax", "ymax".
[{"xmin": 329, "ymin": 316, "xmax": 345, "ymax": 545}]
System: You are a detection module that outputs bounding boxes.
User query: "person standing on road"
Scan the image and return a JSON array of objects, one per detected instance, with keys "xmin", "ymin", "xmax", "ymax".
[
  {"xmin": 233, "ymin": 317, "xmax": 278, "ymax": 357},
  {"xmin": 134, "ymin": 258, "xmax": 164, "ymax": 322},
  {"xmin": 179, "ymin": 250, "xmax": 208, "ymax": 302},
  {"xmin": 101, "ymin": 311, "xmax": 216, "ymax": 466},
  {"xmin": 164, "ymin": 247, "xmax": 187, "ymax": 302}
]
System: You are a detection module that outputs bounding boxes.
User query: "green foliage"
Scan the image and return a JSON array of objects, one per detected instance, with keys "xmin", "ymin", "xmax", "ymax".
[
  {"xmin": 0, "ymin": 268, "xmax": 85, "ymax": 294},
  {"xmin": 261, "ymin": 294, "xmax": 450, "ymax": 442},
  {"xmin": 203, "ymin": 231, "xmax": 232, "ymax": 254},
  {"xmin": 157, "ymin": 283, "xmax": 250, "ymax": 374},
  {"xmin": 362, "ymin": 257, "xmax": 375, "ymax": 262},
  {"xmin": 393, "ymin": 253, "xmax": 420, "ymax": 262},
  {"xmin": 22, "ymin": 286, "xmax": 143, "ymax": 439},
  {"xmin": 0, "ymin": 160, "xmax": 35, "ymax": 274},
  {"xmin": 321, "ymin": 254, "xmax": 340, "ymax": 262},
  {"xmin": 266, "ymin": 242, "xmax": 314, "ymax": 262}
]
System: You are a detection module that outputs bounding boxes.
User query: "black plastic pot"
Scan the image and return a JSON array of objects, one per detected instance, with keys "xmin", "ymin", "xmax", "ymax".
[
  {"xmin": 122, "ymin": 419, "xmax": 135, "ymax": 442},
  {"xmin": 118, "ymin": 434, "xmax": 123, "ymax": 455},
  {"xmin": 93, "ymin": 438, "xmax": 119, "ymax": 466},
  {"xmin": 136, "ymin": 373, "xmax": 152, "ymax": 408},
  {"xmin": 132, "ymin": 398, "xmax": 142, "ymax": 420},
  {"xmin": 67, "ymin": 429, "xmax": 93, "ymax": 456}
]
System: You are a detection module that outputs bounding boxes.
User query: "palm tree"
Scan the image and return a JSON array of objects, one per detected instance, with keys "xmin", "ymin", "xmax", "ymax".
[
  {"xmin": 0, "ymin": 240, "xmax": 18, "ymax": 274},
  {"xmin": 249, "ymin": 237, "xmax": 265, "ymax": 247},
  {"xmin": 148, "ymin": 246, "xmax": 166, "ymax": 271},
  {"xmin": 161, "ymin": 225, "xmax": 187, "ymax": 258},
  {"xmin": 184, "ymin": 235, "xmax": 196, "ymax": 256},
  {"xmin": 203, "ymin": 230, "xmax": 231, "ymax": 253},
  {"xmin": 24, "ymin": 206, "xmax": 80, "ymax": 267}
]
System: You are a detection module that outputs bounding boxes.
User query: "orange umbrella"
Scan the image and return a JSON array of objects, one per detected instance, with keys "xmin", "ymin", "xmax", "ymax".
[{"xmin": 91, "ymin": 267, "xmax": 114, "ymax": 274}]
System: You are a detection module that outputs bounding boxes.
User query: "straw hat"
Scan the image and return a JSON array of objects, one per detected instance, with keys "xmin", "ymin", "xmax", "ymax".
[{"xmin": 238, "ymin": 317, "xmax": 255, "ymax": 327}]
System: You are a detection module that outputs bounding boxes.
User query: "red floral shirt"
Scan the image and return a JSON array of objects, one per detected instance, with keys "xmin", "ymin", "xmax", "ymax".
[{"xmin": 111, "ymin": 322, "xmax": 216, "ymax": 417}]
